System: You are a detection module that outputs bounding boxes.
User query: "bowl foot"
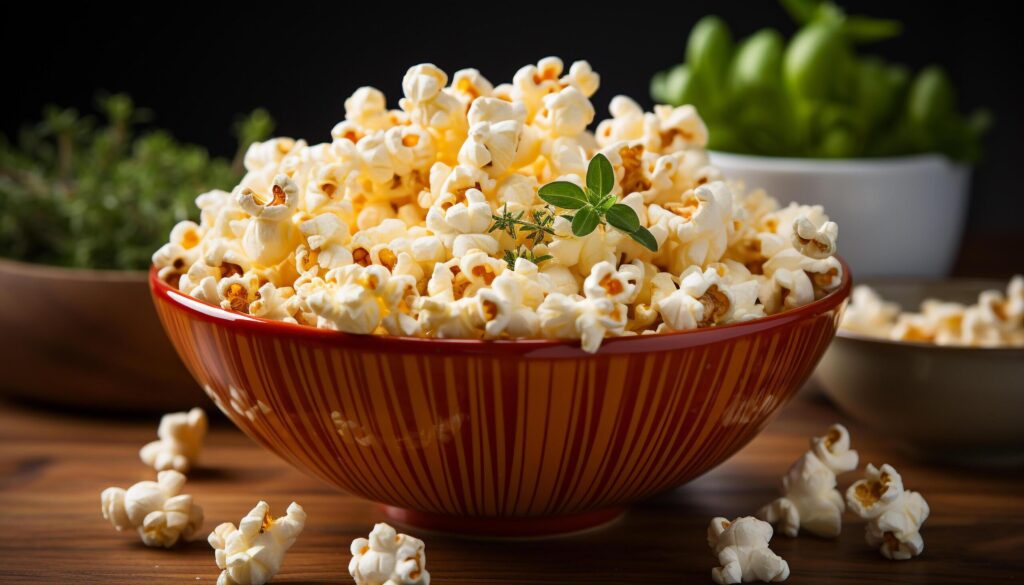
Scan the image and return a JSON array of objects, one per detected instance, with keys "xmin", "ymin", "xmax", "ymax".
[{"xmin": 381, "ymin": 505, "xmax": 626, "ymax": 538}]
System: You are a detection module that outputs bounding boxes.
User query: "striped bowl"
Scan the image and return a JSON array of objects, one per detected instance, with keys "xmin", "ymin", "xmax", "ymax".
[{"xmin": 150, "ymin": 263, "xmax": 850, "ymax": 537}]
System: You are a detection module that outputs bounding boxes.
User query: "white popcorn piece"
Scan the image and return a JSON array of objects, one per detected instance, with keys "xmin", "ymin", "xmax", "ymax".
[
  {"xmin": 535, "ymin": 86, "xmax": 595, "ymax": 138},
  {"xmin": 654, "ymin": 104, "xmax": 709, "ymax": 151},
  {"xmin": 537, "ymin": 293, "xmax": 626, "ymax": 353},
  {"xmin": 349, "ymin": 522, "xmax": 430, "ymax": 585},
  {"xmin": 846, "ymin": 464, "xmax": 929, "ymax": 560},
  {"xmin": 100, "ymin": 470, "xmax": 204, "ymax": 548},
  {"xmin": 757, "ymin": 424, "xmax": 859, "ymax": 538},
  {"xmin": 237, "ymin": 174, "xmax": 300, "ymax": 267},
  {"xmin": 208, "ymin": 501, "xmax": 306, "ymax": 585},
  {"xmin": 306, "ymin": 264, "xmax": 405, "ymax": 334},
  {"xmin": 841, "ymin": 285, "xmax": 900, "ymax": 338},
  {"xmin": 791, "ymin": 216, "xmax": 838, "ymax": 260},
  {"xmin": 707, "ymin": 516, "xmax": 789, "ymax": 584},
  {"xmin": 140, "ymin": 407, "xmax": 208, "ymax": 473}
]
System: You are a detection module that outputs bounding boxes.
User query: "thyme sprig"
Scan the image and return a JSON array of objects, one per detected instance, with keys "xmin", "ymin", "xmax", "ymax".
[{"xmin": 489, "ymin": 203, "xmax": 556, "ymax": 269}]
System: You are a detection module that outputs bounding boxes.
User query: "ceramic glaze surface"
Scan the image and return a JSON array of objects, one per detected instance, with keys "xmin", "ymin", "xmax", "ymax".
[{"xmin": 150, "ymin": 264, "xmax": 849, "ymax": 535}]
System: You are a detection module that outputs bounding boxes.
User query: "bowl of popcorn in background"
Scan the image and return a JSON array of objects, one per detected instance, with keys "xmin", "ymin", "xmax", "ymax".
[
  {"xmin": 816, "ymin": 277, "xmax": 1024, "ymax": 464},
  {"xmin": 651, "ymin": 3, "xmax": 988, "ymax": 278},
  {"xmin": 149, "ymin": 58, "xmax": 853, "ymax": 536},
  {"xmin": 0, "ymin": 95, "xmax": 272, "ymax": 412}
]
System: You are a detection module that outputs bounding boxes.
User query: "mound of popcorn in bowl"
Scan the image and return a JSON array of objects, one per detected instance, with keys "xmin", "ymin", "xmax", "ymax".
[
  {"xmin": 842, "ymin": 276, "xmax": 1023, "ymax": 347},
  {"xmin": 153, "ymin": 58, "xmax": 844, "ymax": 353}
]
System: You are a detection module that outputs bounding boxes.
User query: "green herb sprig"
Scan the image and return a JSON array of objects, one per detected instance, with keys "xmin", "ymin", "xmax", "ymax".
[
  {"xmin": 489, "ymin": 204, "xmax": 556, "ymax": 270},
  {"xmin": 0, "ymin": 94, "xmax": 273, "ymax": 270},
  {"xmin": 538, "ymin": 154, "xmax": 658, "ymax": 251}
]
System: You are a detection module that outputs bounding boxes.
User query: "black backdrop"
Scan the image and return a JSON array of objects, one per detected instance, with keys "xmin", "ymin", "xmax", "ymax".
[{"xmin": 4, "ymin": 2, "xmax": 1022, "ymax": 270}]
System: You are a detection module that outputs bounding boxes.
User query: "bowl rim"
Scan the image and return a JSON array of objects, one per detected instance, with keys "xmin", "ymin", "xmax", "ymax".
[
  {"xmin": 835, "ymin": 329, "xmax": 1024, "ymax": 355},
  {"xmin": 708, "ymin": 150, "xmax": 970, "ymax": 173},
  {"xmin": 149, "ymin": 257, "xmax": 851, "ymax": 356}
]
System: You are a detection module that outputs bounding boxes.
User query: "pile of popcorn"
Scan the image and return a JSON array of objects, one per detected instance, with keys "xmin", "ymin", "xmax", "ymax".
[
  {"xmin": 153, "ymin": 58, "xmax": 843, "ymax": 352},
  {"xmin": 842, "ymin": 276, "xmax": 1023, "ymax": 347}
]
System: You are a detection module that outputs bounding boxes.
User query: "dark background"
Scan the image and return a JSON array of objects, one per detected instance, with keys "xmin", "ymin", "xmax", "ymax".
[{"xmin": 4, "ymin": 2, "xmax": 1021, "ymax": 273}]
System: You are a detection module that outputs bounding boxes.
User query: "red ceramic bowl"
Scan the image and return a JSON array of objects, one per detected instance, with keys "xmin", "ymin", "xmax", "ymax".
[{"xmin": 150, "ymin": 262, "xmax": 851, "ymax": 536}]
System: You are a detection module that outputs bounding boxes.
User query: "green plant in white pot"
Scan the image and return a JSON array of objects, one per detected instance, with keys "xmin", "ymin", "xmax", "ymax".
[
  {"xmin": 0, "ymin": 95, "xmax": 272, "ymax": 411},
  {"xmin": 651, "ymin": 0, "xmax": 990, "ymax": 277}
]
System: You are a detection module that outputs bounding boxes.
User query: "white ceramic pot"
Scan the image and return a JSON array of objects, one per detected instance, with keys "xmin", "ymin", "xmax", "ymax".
[{"xmin": 710, "ymin": 152, "xmax": 971, "ymax": 278}]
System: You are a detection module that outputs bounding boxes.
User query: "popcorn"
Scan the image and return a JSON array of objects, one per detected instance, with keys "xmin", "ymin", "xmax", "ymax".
[
  {"xmin": 237, "ymin": 175, "xmax": 300, "ymax": 267},
  {"xmin": 707, "ymin": 517, "xmax": 790, "ymax": 584},
  {"xmin": 140, "ymin": 407, "xmax": 208, "ymax": 473},
  {"xmin": 306, "ymin": 264, "xmax": 407, "ymax": 334},
  {"xmin": 156, "ymin": 59, "xmax": 845, "ymax": 354},
  {"xmin": 101, "ymin": 470, "xmax": 203, "ymax": 548},
  {"xmin": 840, "ymin": 277, "xmax": 1023, "ymax": 347},
  {"xmin": 535, "ymin": 86, "xmax": 595, "ymax": 138},
  {"xmin": 649, "ymin": 182, "xmax": 733, "ymax": 270},
  {"xmin": 840, "ymin": 285, "xmax": 900, "ymax": 338},
  {"xmin": 846, "ymin": 464, "xmax": 929, "ymax": 560},
  {"xmin": 209, "ymin": 501, "xmax": 306, "ymax": 585},
  {"xmin": 757, "ymin": 424, "xmax": 858, "ymax": 538},
  {"xmin": 349, "ymin": 522, "xmax": 430, "ymax": 585},
  {"xmin": 791, "ymin": 216, "xmax": 838, "ymax": 260}
]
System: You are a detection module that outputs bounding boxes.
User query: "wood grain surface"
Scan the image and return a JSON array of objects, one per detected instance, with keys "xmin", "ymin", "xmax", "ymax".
[{"xmin": 1, "ymin": 390, "xmax": 1021, "ymax": 584}]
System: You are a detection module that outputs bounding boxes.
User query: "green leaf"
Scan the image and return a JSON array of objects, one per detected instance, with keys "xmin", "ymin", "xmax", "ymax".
[
  {"xmin": 842, "ymin": 16, "xmax": 903, "ymax": 44},
  {"xmin": 596, "ymin": 193, "xmax": 617, "ymax": 211},
  {"xmin": 779, "ymin": 0, "xmax": 819, "ymax": 24},
  {"xmin": 586, "ymin": 153, "xmax": 615, "ymax": 198},
  {"xmin": 629, "ymin": 227, "xmax": 658, "ymax": 252},
  {"xmin": 605, "ymin": 204, "xmax": 640, "ymax": 232},
  {"xmin": 571, "ymin": 206, "xmax": 600, "ymax": 237},
  {"xmin": 538, "ymin": 181, "xmax": 588, "ymax": 209}
]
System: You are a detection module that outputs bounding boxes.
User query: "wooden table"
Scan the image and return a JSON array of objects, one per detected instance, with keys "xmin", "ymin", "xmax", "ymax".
[{"xmin": 1, "ymin": 390, "xmax": 1021, "ymax": 584}]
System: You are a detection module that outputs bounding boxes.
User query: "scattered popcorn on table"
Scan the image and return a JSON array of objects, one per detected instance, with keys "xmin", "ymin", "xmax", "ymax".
[
  {"xmin": 154, "ymin": 58, "xmax": 845, "ymax": 353},
  {"xmin": 100, "ymin": 470, "xmax": 204, "ymax": 548},
  {"xmin": 841, "ymin": 276, "xmax": 1023, "ymax": 347},
  {"xmin": 757, "ymin": 424, "xmax": 858, "ymax": 538},
  {"xmin": 208, "ymin": 501, "xmax": 306, "ymax": 585},
  {"xmin": 707, "ymin": 516, "xmax": 789, "ymax": 584},
  {"xmin": 140, "ymin": 407, "xmax": 208, "ymax": 473},
  {"xmin": 349, "ymin": 522, "xmax": 430, "ymax": 585},
  {"xmin": 845, "ymin": 464, "xmax": 930, "ymax": 560}
]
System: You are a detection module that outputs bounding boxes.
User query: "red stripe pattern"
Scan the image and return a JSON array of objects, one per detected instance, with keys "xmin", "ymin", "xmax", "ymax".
[{"xmin": 151, "ymin": 268, "xmax": 848, "ymax": 535}]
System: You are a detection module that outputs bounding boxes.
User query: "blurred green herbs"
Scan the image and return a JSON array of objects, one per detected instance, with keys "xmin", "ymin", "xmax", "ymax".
[
  {"xmin": 650, "ymin": 0, "xmax": 990, "ymax": 161},
  {"xmin": 0, "ymin": 94, "xmax": 273, "ymax": 270}
]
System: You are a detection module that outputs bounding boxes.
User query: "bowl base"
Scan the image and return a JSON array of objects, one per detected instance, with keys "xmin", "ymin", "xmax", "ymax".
[{"xmin": 380, "ymin": 505, "xmax": 626, "ymax": 538}]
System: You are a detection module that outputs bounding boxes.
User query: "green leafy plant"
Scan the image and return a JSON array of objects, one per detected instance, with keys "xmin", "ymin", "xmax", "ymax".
[
  {"xmin": 538, "ymin": 154, "xmax": 658, "ymax": 251},
  {"xmin": 650, "ymin": 0, "xmax": 990, "ymax": 162},
  {"xmin": 0, "ymin": 94, "xmax": 273, "ymax": 270},
  {"xmin": 489, "ymin": 204, "xmax": 556, "ymax": 269}
]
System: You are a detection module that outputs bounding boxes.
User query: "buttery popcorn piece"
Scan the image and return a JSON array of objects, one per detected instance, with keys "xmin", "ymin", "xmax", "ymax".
[
  {"xmin": 209, "ymin": 501, "xmax": 306, "ymax": 585},
  {"xmin": 101, "ymin": 470, "xmax": 204, "ymax": 548},
  {"xmin": 708, "ymin": 516, "xmax": 789, "ymax": 584},
  {"xmin": 757, "ymin": 424, "xmax": 858, "ymax": 538},
  {"xmin": 140, "ymin": 407, "xmax": 208, "ymax": 473},
  {"xmin": 349, "ymin": 522, "xmax": 430, "ymax": 585},
  {"xmin": 846, "ymin": 464, "xmax": 929, "ymax": 560}
]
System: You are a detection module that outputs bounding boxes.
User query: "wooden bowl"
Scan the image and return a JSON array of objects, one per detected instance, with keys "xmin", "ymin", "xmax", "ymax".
[
  {"xmin": 0, "ymin": 258, "xmax": 206, "ymax": 413},
  {"xmin": 151, "ymin": 262, "xmax": 851, "ymax": 536}
]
